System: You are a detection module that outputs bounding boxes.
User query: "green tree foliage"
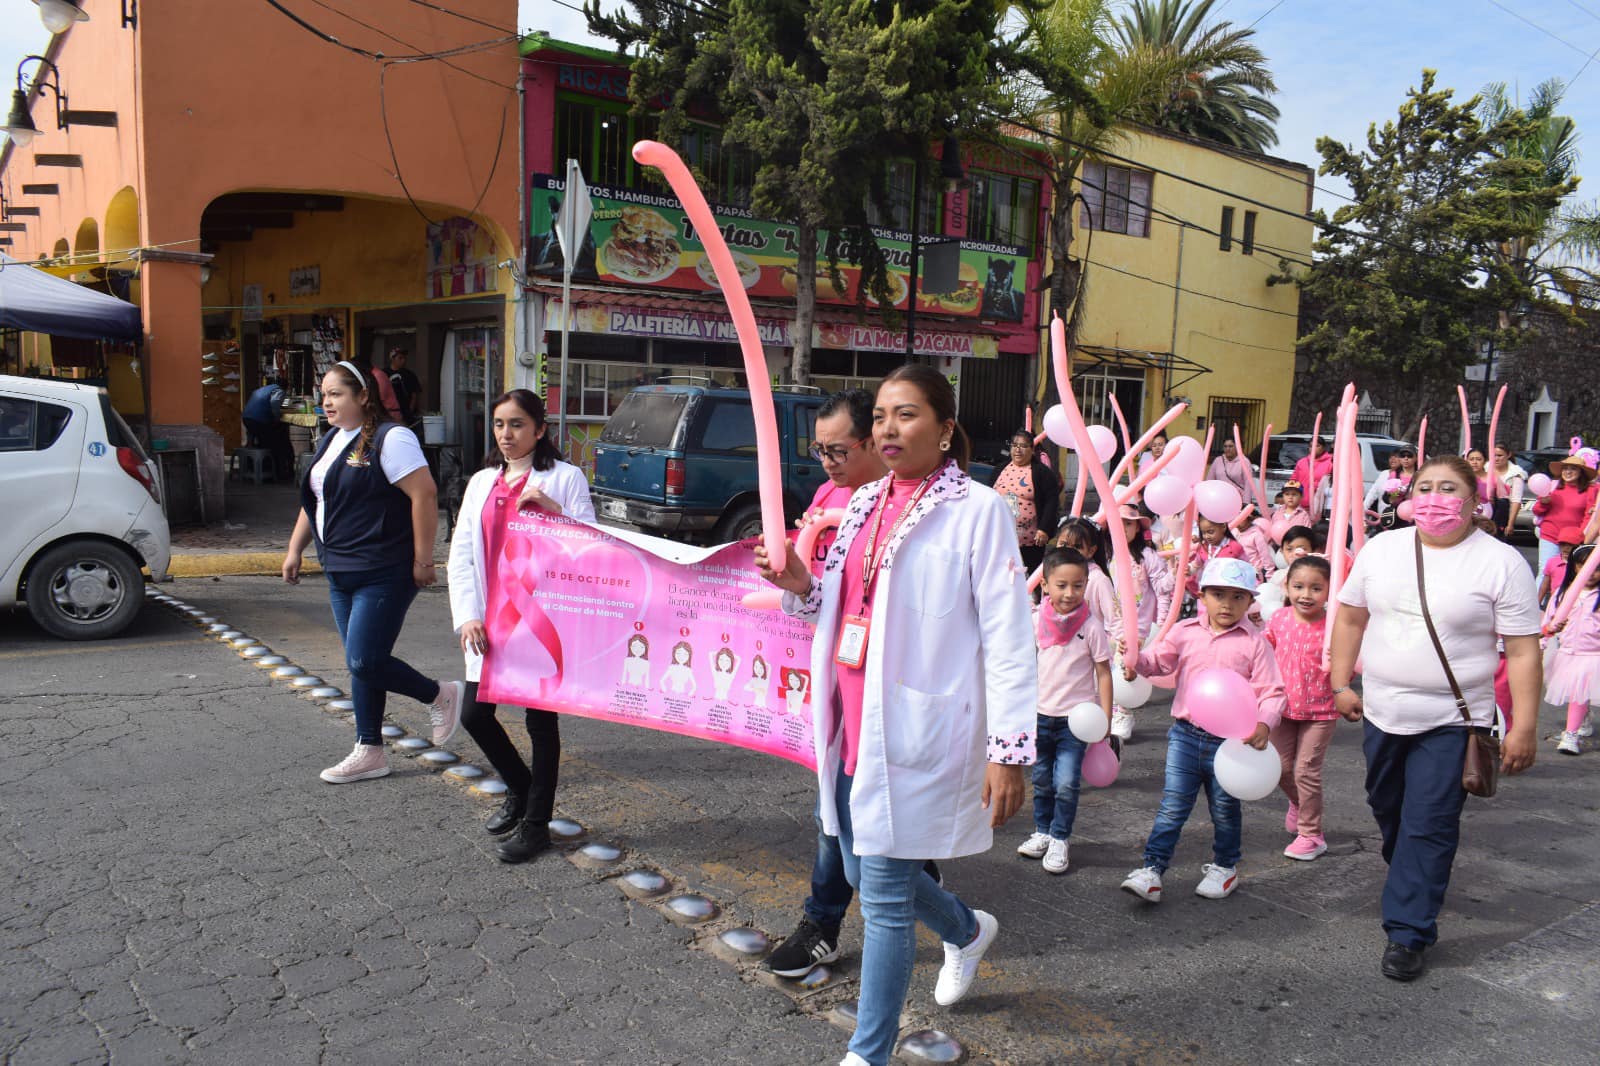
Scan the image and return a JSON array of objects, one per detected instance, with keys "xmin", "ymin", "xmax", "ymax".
[
  {"xmin": 1111, "ymin": 0, "xmax": 1280, "ymax": 153},
  {"xmin": 585, "ymin": 0, "xmax": 1008, "ymax": 384},
  {"xmin": 1277, "ymin": 71, "xmax": 1575, "ymax": 436}
]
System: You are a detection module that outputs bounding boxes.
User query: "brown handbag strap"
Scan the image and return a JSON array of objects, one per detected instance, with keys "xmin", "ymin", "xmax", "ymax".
[{"xmin": 1414, "ymin": 533, "xmax": 1474, "ymax": 725}]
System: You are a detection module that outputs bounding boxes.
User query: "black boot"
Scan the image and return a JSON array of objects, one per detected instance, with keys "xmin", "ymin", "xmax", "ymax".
[
  {"xmin": 495, "ymin": 816, "xmax": 552, "ymax": 864},
  {"xmin": 485, "ymin": 792, "xmax": 526, "ymax": 835}
]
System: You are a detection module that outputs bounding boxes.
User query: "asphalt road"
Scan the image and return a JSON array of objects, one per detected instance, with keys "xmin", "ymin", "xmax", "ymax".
[{"xmin": 2, "ymin": 573, "xmax": 1597, "ymax": 1065}]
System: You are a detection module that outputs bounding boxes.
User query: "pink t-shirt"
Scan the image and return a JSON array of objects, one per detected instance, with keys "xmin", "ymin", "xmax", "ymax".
[
  {"xmin": 834, "ymin": 476, "xmax": 921, "ymax": 776},
  {"xmin": 805, "ymin": 480, "xmax": 854, "ymax": 577},
  {"xmin": 1134, "ymin": 617, "xmax": 1286, "ymax": 729},
  {"xmin": 1555, "ymin": 587, "xmax": 1600, "ymax": 653},
  {"xmin": 1036, "ymin": 604, "xmax": 1111, "ymax": 715},
  {"xmin": 1544, "ymin": 555, "xmax": 1568, "ymax": 592},
  {"xmin": 1265, "ymin": 609, "xmax": 1337, "ymax": 720},
  {"xmin": 1186, "ymin": 537, "xmax": 1246, "ymax": 596}
]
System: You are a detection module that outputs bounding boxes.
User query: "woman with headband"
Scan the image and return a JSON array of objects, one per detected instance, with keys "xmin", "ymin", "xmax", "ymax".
[{"xmin": 282, "ymin": 360, "xmax": 465, "ymax": 784}]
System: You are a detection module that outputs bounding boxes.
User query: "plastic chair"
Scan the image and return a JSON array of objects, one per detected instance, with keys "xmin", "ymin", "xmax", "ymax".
[{"xmin": 230, "ymin": 448, "xmax": 275, "ymax": 486}]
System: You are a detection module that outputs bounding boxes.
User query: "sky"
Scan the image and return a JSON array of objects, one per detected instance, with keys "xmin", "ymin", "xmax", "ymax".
[{"xmin": 2, "ymin": 0, "xmax": 1597, "ymax": 218}]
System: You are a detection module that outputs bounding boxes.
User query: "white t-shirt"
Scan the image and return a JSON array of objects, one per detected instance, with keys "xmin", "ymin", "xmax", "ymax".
[
  {"xmin": 309, "ymin": 425, "xmax": 429, "ymax": 540},
  {"xmin": 1339, "ymin": 527, "xmax": 1541, "ymax": 734}
]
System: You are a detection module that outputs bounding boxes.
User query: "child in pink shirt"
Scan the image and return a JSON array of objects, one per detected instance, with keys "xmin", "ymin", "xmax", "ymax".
[
  {"xmin": 1545, "ymin": 545, "xmax": 1600, "ymax": 755},
  {"xmin": 1017, "ymin": 547, "xmax": 1113, "ymax": 875},
  {"xmin": 1264, "ymin": 555, "xmax": 1338, "ymax": 861},
  {"xmin": 1120, "ymin": 557, "xmax": 1286, "ymax": 903},
  {"xmin": 1269, "ymin": 481, "xmax": 1313, "ymax": 544},
  {"xmin": 1539, "ymin": 527, "xmax": 1581, "ymax": 608},
  {"xmin": 1231, "ymin": 507, "xmax": 1277, "ymax": 582},
  {"xmin": 1185, "ymin": 517, "xmax": 1248, "ymax": 599},
  {"xmin": 1056, "ymin": 517, "xmax": 1119, "ymax": 633}
]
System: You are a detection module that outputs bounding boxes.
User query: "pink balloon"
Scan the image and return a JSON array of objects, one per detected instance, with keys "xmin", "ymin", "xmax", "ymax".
[
  {"xmin": 1527, "ymin": 473, "xmax": 1554, "ymax": 498},
  {"xmin": 1185, "ymin": 667, "xmax": 1259, "ymax": 740},
  {"xmin": 1082, "ymin": 739, "xmax": 1121, "ymax": 787},
  {"xmin": 1194, "ymin": 480, "xmax": 1243, "ymax": 524},
  {"xmin": 1397, "ymin": 499, "xmax": 1415, "ymax": 521},
  {"xmin": 1165, "ymin": 436, "xmax": 1206, "ymax": 484},
  {"xmin": 1383, "ymin": 477, "xmax": 1405, "ymax": 493},
  {"xmin": 1042, "ymin": 404, "xmax": 1073, "ymax": 448},
  {"xmin": 634, "ymin": 140, "xmax": 786, "ymax": 569},
  {"xmin": 741, "ymin": 508, "xmax": 844, "ymax": 609},
  {"xmin": 1143, "ymin": 474, "xmax": 1192, "ymax": 517},
  {"xmin": 1083, "ymin": 424, "xmax": 1119, "ymax": 462}
]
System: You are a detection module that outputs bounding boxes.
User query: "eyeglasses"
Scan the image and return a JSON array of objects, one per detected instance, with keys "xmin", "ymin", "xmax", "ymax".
[{"xmin": 809, "ymin": 438, "xmax": 867, "ymax": 464}]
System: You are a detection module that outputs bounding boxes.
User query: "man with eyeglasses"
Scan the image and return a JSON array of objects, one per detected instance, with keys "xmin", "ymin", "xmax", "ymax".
[{"xmin": 798, "ymin": 388, "xmax": 887, "ymax": 572}]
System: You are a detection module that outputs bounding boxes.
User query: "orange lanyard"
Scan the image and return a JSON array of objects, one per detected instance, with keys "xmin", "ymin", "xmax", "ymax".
[{"xmin": 859, "ymin": 468, "xmax": 939, "ymax": 610}]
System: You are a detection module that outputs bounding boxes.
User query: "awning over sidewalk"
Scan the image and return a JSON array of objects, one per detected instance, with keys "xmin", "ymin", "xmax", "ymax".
[{"xmin": 0, "ymin": 254, "xmax": 142, "ymax": 341}]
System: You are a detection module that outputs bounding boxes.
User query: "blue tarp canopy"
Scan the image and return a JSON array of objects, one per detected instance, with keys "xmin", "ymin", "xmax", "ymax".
[{"xmin": 0, "ymin": 254, "xmax": 142, "ymax": 341}]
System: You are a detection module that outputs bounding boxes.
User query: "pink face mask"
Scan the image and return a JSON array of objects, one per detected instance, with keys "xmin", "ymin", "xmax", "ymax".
[{"xmin": 1411, "ymin": 493, "xmax": 1467, "ymax": 536}]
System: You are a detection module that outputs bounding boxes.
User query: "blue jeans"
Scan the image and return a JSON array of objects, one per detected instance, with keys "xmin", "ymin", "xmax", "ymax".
[
  {"xmin": 1142, "ymin": 720, "xmax": 1242, "ymax": 874},
  {"xmin": 802, "ymin": 799, "xmax": 854, "ymax": 930},
  {"xmin": 833, "ymin": 765, "xmax": 978, "ymax": 1066},
  {"xmin": 326, "ymin": 564, "xmax": 438, "ymax": 745},
  {"xmin": 1538, "ymin": 537, "xmax": 1560, "ymax": 573},
  {"xmin": 1362, "ymin": 721, "xmax": 1469, "ymax": 950},
  {"xmin": 1033, "ymin": 714, "xmax": 1087, "ymax": 839}
]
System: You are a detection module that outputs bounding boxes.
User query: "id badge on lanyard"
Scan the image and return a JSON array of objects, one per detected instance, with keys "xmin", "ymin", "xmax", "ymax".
[{"xmin": 835, "ymin": 614, "xmax": 870, "ymax": 668}]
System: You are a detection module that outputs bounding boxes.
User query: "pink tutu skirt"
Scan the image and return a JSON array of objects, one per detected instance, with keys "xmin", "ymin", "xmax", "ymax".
[{"xmin": 1544, "ymin": 648, "xmax": 1600, "ymax": 705}]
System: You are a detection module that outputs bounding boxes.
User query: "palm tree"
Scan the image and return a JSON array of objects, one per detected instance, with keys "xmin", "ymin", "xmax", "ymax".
[
  {"xmin": 1111, "ymin": 0, "xmax": 1280, "ymax": 154},
  {"xmin": 1477, "ymin": 79, "xmax": 1600, "ymax": 306}
]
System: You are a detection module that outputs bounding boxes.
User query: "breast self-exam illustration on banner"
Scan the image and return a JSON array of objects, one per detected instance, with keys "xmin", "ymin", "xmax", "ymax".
[{"xmin": 478, "ymin": 510, "xmax": 818, "ymax": 769}]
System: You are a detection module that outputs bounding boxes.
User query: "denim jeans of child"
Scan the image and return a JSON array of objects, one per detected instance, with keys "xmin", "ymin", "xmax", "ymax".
[
  {"xmin": 1033, "ymin": 714, "xmax": 1088, "ymax": 839},
  {"xmin": 1142, "ymin": 719, "xmax": 1242, "ymax": 873}
]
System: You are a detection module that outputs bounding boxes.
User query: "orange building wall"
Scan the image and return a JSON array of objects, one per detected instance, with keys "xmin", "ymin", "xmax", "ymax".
[{"xmin": 1, "ymin": 0, "xmax": 520, "ymax": 426}]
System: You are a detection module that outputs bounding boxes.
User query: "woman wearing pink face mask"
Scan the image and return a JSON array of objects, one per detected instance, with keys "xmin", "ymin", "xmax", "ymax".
[{"xmin": 1329, "ymin": 456, "xmax": 1541, "ymax": 983}]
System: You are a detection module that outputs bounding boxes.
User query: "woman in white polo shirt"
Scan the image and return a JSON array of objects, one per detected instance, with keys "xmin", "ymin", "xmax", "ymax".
[{"xmin": 1329, "ymin": 455, "xmax": 1541, "ymax": 983}]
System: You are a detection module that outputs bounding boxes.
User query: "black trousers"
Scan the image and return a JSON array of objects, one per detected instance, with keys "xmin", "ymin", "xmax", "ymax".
[{"xmin": 460, "ymin": 681, "xmax": 560, "ymax": 824}]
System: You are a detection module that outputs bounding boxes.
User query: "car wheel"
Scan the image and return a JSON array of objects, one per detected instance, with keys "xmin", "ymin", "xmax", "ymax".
[
  {"xmin": 716, "ymin": 504, "xmax": 764, "ymax": 544},
  {"xmin": 24, "ymin": 540, "xmax": 145, "ymax": 640}
]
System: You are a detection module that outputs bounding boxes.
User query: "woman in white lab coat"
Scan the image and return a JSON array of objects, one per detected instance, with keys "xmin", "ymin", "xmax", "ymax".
[
  {"xmin": 447, "ymin": 389, "xmax": 594, "ymax": 864},
  {"xmin": 757, "ymin": 364, "xmax": 1036, "ymax": 1066}
]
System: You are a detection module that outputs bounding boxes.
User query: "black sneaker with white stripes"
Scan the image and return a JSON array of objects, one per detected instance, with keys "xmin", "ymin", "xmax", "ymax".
[{"xmin": 762, "ymin": 916, "xmax": 841, "ymax": 978}]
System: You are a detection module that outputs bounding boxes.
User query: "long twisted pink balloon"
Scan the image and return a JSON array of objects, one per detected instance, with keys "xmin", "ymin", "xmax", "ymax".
[
  {"xmin": 632, "ymin": 140, "xmax": 786, "ymax": 569},
  {"xmin": 1485, "ymin": 385, "xmax": 1506, "ymax": 502},
  {"xmin": 1105, "ymin": 402, "xmax": 1190, "ymax": 489},
  {"xmin": 1457, "ymin": 385, "xmax": 1472, "ymax": 456}
]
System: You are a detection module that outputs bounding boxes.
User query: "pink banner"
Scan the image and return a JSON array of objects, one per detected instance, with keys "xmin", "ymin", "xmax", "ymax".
[{"xmin": 478, "ymin": 511, "xmax": 818, "ymax": 768}]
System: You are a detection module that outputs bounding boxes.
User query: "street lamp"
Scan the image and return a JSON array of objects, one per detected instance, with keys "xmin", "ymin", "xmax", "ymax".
[
  {"xmin": 1, "ymin": 55, "xmax": 119, "ymax": 146},
  {"xmin": 33, "ymin": 0, "xmax": 89, "ymax": 35},
  {"xmin": 903, "ymin": 137, "xmax": 967, "ymax": 363}
]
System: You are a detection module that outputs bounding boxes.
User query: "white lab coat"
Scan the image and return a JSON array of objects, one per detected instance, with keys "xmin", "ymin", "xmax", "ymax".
[
  {"xmin": 784, "ymin": 462, "xmax": 1037, "ymax": 860},
  {"xmin": 446, "ymin": 461, "xmax": 596, "ymax": 681}
]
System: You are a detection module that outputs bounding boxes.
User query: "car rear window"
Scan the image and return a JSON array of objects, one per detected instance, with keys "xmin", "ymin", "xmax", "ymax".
[
  {"xmin": 1265, "ymin": 439, "xmax": 1310, "ymax": 471},
  {"xmin": 99, "ymin": 392, "xmax": 145, "ymax": 457},
  {"xmin": 689, "ymin": 399, "xmax": 758, "ymax": 455},
  {"xmin": 599, "ymin": 390, "xmax": 690, "ymax": 448},
  {"xmin": 0, "ymin": 397, "xmax": 72, "ymax": 451}
]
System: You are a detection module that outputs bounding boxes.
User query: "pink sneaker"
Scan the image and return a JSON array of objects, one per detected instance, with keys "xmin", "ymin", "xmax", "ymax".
[
  {"xmin": 1284, "ymin": 804, "xmax": 1299, "ymax": 834},
  {"xmin": 1284, "ymin": 834, "xmax": 1327, "ymax": 861},
  {"xmin": 320, "ymin": 743, "xmax": 390, "ymax": 783}
]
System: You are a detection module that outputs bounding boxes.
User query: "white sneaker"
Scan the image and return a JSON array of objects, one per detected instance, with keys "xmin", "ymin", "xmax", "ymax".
[
  {"xmin": 1120, "ymin": 866, "xmax": 1163, "ymax": 902},
  {"xmin": 320, "ymin": 743, "xmax": 390, "ymax": 783},
  {"xmin": 1557, "ymin": 730, "xmax": 1582, "ymax": 756},
  {"xmin": 1110, "ymin": 709, "xmax": 1134, "ymax": 741},
  {"xmin": 933, "ymin": 909, "xmax": 998, "ymax": 1006},
  {"xmin": 1042, "ymin": 838, "xmax": 1070, "ymax": 874},
  {"xmin": 838, "ymin": 1054, "xmax": 871, "ymax": 1066},
  {"xmin": 1195, "ymin": 863, "xmax": 1239, "ymax": 899},
  {"xmin": 429, "ymin": 680, "xmax": 464, "ymax": 746},
  {"xmin": 1017, "ymin": 832, "xmax": 1051, "ymax": 859},
  {"xmin": 1579, "ymin": 711, "xmax": 1595, "ymax": 739}
]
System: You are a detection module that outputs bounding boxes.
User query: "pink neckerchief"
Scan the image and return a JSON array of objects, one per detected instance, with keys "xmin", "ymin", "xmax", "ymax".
[{"xmin": 1037, "ymin": 601, "xmax": 1089, "ymax": 649}]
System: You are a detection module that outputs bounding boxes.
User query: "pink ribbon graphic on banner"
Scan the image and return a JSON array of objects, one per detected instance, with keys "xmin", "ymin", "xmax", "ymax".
[{"xmin": 492, "ymin": 534, "xmax": 565, "ymax": 697}]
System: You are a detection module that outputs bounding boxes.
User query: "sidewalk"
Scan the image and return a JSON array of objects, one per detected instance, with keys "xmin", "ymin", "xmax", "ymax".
[{"xmin": 168, "ymin": 481, "xmax": 450, "ymax": 578}]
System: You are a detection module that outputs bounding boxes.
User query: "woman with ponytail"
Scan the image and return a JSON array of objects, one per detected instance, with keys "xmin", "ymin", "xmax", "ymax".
[
  {"xmin": 447, "ymin": 389, "xmax": 595, "ymax": 863},
  {"xmin": 282, "ymin": 361, "xmax": 465, "ymax": 784}
]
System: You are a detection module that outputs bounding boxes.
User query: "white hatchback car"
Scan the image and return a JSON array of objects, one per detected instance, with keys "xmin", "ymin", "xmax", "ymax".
[{"xmin": 0, "ymin": 375, "xmax": 170, "ymax": 639}]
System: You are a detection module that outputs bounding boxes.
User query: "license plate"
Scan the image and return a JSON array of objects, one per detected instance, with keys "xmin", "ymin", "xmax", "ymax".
[{"xmin": 600, "ymin": 498, "xmax": 628, "ymax": 520}]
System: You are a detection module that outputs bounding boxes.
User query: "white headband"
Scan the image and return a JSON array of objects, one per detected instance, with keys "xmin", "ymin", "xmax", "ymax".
[{"xmin": 335, "ymin": 360, "xmax": 367, "ymax": 389}]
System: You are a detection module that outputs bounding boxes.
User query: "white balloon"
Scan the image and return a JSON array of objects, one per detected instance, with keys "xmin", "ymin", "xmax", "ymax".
[
  {"xmin": 1213, "ymin": 739, "xmax": 1281, "ymax": 802},
  {"xmin": 1113, "ymin": 670, "xmax": 1153, "ymax": 709},
  {"xmin": 1067, "ymin": 701, "xmax": 1110, "ymax": 744},
  {"xmin": 1042, "ymin": 405, "xmax": 1073, "ymax": 448}
]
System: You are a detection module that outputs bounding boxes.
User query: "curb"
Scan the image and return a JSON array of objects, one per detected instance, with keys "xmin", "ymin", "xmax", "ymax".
[{"xmin": 167, "ymin": 552, "xmax": 322, "ymax": 579}]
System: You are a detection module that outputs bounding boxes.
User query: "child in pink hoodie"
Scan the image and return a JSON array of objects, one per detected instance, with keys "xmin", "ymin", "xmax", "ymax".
[{"xmin": 1268, "ymin": 480, "xmax": 1312, "ymax": 544}]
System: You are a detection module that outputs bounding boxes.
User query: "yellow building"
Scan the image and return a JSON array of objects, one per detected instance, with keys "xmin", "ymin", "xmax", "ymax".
[{"xmin": 1057, "ymin": 124, "xmax": 1314, "ymax": 450}]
